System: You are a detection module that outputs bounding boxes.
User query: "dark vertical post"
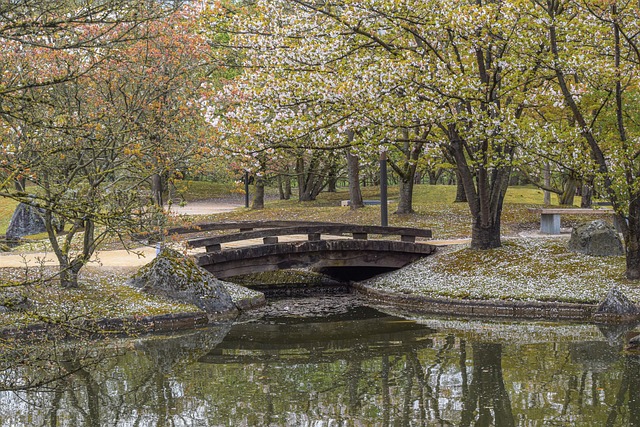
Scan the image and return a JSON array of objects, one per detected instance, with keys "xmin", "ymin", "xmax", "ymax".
[
  {"xmin": 380, "ymin": 151, "xmax": 388, "ymax": 227},
  {"xmin": 244, "ymin": 171, "xmax": 250, "ymax": 208}
]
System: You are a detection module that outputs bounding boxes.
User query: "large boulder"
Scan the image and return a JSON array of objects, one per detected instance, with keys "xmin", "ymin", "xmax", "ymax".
[
  {"xmin": 567, "ymin": 220, "xmax": 623, "ymax": 257},
  {"xmin": 6, "ymin": 201, "xmax": 63, "ymax": 240},
  {"xmin": 6, "ymin": 202, "xmax": 47, "ymax": 239},
  {"xmin": 129, "ymin": 248, "xmax": 237, "ymax": 315}
]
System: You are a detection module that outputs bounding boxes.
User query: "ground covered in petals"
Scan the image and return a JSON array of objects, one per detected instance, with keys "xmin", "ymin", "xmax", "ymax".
[{"xmin": 364, "ymin": 237, "xmax": 635, "ymax": 304}]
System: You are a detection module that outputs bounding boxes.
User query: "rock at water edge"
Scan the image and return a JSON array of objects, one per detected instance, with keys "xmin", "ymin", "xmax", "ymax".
[
  {"xmin": 595, "ymin": 287, "xmax": 639, "ymax": 320},
  {"xmin": 128, "ymin": 248, "xmax": 237, "ymax": 315}
]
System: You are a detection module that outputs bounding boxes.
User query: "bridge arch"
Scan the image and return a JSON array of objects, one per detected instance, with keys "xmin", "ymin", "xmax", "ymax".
[{"xmin": 195, "ymin": 239, "xmax": 436, "ymax": 280}]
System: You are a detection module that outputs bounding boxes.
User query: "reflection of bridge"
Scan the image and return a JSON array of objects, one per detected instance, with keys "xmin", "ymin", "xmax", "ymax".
[
  {"xmin": 198, "ymin": 307, "xmax": 436, "ymax": 364},
  {"xmin": 179, "ymin": 221, "xmax": 436, "ymax": 279}
]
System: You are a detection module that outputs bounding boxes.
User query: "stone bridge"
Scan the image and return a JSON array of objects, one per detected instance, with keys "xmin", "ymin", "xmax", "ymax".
[{"xmin": 175, "ymin": 221, "xmax": 436, "ymax": 280}]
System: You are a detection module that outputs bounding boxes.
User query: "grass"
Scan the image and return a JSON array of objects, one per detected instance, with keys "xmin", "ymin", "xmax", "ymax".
[
  {"xmin": 172, "ymin": 180, "xmax": 248, "ymax": 202},
  {"xmin": 0, "ymin": 198, "xmax": 18, "ymax": 236}
]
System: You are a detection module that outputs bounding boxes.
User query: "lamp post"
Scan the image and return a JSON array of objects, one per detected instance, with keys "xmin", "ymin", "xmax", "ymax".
[
  {"xmin": 380, "ymin": 150, "xmax": 388, "ymax": 227},
  {"xmin": 244, "ymin": 171, "xmax": 250, "ymax": 208}
]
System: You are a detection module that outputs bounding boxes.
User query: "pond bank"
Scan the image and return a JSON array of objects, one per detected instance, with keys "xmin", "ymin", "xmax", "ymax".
[
  {"xmin": 353, "ymin": 282, "xmax": 599, "ymax": 321},
  {"xmin": 2, "ymin": 236, "xmax": 639, "ymax": 341}
]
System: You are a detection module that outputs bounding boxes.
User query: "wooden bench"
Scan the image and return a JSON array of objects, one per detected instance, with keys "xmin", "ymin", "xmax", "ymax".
[
  {"xmin": 186, "ymin": 223, "xmax": 433, "ymax": 252},
  {"xmin": 529, "ymin": 208, "xmax": 615, "ymax": 234},
  {"xmin": 340, "ymin": 200, "xmax": 387, "ymax": 207}
]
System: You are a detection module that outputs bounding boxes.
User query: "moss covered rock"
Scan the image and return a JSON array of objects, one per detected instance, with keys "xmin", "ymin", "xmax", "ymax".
[
  {"xmin": 129, "ymin": 248, "xmax": 237, "ymax": 315},
  {"xmin": 568, "ymin": 220, "xmax": 623, "ymax": 257}
]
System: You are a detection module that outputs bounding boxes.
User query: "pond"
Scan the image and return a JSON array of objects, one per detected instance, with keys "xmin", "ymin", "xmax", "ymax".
[{"xmin": 0, "ymin": 294, "xmax": 638, "ymax": 426}]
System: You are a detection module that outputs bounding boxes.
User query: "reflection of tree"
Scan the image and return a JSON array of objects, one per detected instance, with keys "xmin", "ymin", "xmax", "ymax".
[
  {"xmin": 382, "ymin": 355, "xmax": 391, "ymax": 426},
  {"xmin": 347, "ymin": 358, "xmax": 363, "ymax": 414},
  {"xmin": 606, "ymin": 355, "xmax": 640, "ymax": 427},
  {"xmin": 461, "ymin": 343, "xmax": 515, "ymax": 427},
  {"xmin": 0, "ymin": 325, "xmax": 231, "ymax": 426},
  {"xmin": 406, "ymin": 334, "xmax": 457, "ymax": 425},
  {"xmin": 59, "ymin": 351, "xmax": 102, "ymax": 427}
]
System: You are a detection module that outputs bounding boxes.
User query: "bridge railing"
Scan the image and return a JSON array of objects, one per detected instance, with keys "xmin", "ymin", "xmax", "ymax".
[
  {"xmin": 133, "ymin": 220, "xmax": 337, "ymax": 242},
  {"xmin": 184, "ymin": 222, "xmax": 433, "ymax": 253}
]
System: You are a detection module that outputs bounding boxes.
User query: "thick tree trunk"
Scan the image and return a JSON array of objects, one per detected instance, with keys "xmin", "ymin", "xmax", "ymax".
[
  {"xmin": 447, "ymin": 127, "xmax": 509, "ymax": 250},
  {"xmin": 624, "ymin": 199, "xmax": 640, "ymax": 280},
  {"xmin": 59, "ymin": 260, "xmax": 80, "ymax": 288},
  {"xmin": 327, "ymin": 169, "xmax": 337, "ymax": 192},
  {"xmin": 346, "ymin": 150, "xmax": 364, "ymax": 209},
  {"xmin": 559, "ymin": 176, "xmax": 577, "ymax": 206},
  {"xmin": 296, "ymin": 156, "xmax": 304, "ymax": 200},
  {"xmin": 14, "ymin": 178, "xmax": 26, "ymax": 192},
  {"xmin": 389, "ymin": 130, "xmax": 423, "ymax": 214},
  {"xmin": 543, "ymin": 163, "xmax": 551, "ymax": 205},
  {"xmin": 296, "ymin": 153, "xmax": 326, "ymax": 201},
  {"xmin": 252, "ymin": 176, "xmax": 265, "ymax": 209},
  {"xmin": 428, "ymin": 170, "xmax": 442, "ymax": 185},
  {"xmin": 396, "ymin": 175, "xmax": 415, "ymax": 214},
  {"xmin": 471, "ymin": 217, "xmax": 502, "ymax": 250},
  {"xmin": 277, "ymin": 175, "xmax": 285, "ymax": 200},
  {"xmin": 626, "ymin": 242, "xmax": 640, "ymax": 281}
]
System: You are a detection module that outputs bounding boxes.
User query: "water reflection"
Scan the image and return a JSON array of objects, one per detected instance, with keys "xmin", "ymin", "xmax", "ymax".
[{"xmin": 0, "ymin": 296, "xmax": 639, "ymax": 426}]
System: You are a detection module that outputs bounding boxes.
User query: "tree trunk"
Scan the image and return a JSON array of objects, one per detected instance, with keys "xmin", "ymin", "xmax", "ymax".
[
  {"xmin": 59, "ymin": 259, "xmax": 78, "ymax": 288},
  {"xmin": 277, "ymin": 175, "xmax": 285, "ymax": 200},
  {"xmin": 454, "ymin": 170, "xmax": 467, "ymax": 203},
  {"xmin": 346, "ymin": 150, "xmax": 364, "ymax": 209},
  {"xmin": 428, "ymin": 169, "xmax": 442, "ymax": 185},
  {"xmin": 327, "ymin": 170, "xmax": 337, "ymax": 192},
  {"xmin": 296, "ymin": 156, "xmax": 305, "ymax": 201},
  {"xmin": 14, "ymin": 178, "xmax": 26, "ymax": 192},
  {"xmin": 580, "ymin": 184, "xmax": 593, "ymax": 208},
  {"xmin": 623, "ymin": 198, "xmax": 640, "ymax": 280},
  {"xmin": 396, "ymin": 175, "xmax": 415, "ymax": 214},
  {"xmin": 447, "ymin": 126, "xmax": 510, "ymax": 250},
  {"xmin": 296, "ymin": 153, "xmax": 326, "ymax": 201},
  {"xmin": 559, "ymin": 176, "xmax": 577, "ymax": 206},
  {"xmin": 284, "ymin": 175, "xmax": 291, "ymax": 199},
  {"xmin": 388, "ymin": 130, "xmax": 423, "ymax": 214},
  {"xmin": 252, "ymin": 176, "xmax": 265, "ymax": 209},
  {"xmin": 543, "ymin": 163, "xmax": 551, "ymax": 205},
  {"xmin": 151, "ymin": 173, "xmax": 163, "ymax": 206},
  {"xmin": 471, "ymin": 216, "xmax": 503, "ymax": 250}
]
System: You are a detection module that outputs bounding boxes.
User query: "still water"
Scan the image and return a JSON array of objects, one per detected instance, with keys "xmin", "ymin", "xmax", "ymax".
[{"xmin": 0, "ymin": 295, "xmax": 638, "ymax": 426}]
